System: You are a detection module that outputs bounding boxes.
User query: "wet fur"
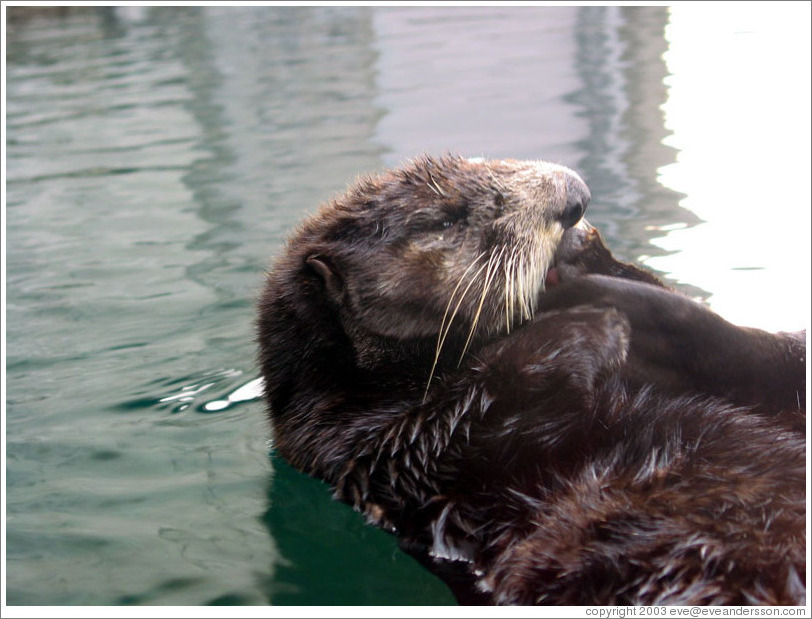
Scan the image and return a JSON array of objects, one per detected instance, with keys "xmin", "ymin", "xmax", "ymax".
[{"xmin": 256, "ymin": 155, "xmax": 806, "ymax": 605}]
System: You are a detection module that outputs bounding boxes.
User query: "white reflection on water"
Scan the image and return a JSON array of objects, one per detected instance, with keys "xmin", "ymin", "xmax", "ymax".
[
  {"xmin": 204, "ymin": 377, "xmax": 265, "ymax": 412},
  {"xmin": 651, "ymin": 2, "xmax": 811, "ymax": 333}
]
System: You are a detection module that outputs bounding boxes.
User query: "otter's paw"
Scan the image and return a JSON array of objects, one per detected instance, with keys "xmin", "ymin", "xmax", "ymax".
[
  {"xmin": 547, "ymin": 223, "xmax": 666, "ymax": 288},
  {"xmin": 525, "ymin": 307, "xmax": 631, "ymax": 393},
  {"xmin": 481, "ymin": 306, "xmax": 630, "ymax": 402}
]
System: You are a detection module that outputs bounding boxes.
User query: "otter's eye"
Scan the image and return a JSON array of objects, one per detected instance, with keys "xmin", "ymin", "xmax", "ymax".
[
  {"xmin": 439, "ymin": 201, "xmax": 469, "ymax": 229},
  {"xmin": 494, "ymin": 191, "xmax": 506, "ymax": 217}
]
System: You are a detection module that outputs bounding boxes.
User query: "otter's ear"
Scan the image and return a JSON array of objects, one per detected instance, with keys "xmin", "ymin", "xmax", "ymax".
[{"xmin": 306, "ymin": 254, "xmax": 344, "ymax": 304}]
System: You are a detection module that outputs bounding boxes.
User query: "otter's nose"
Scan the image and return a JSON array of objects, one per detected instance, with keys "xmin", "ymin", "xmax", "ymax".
[{"xmin": 559, "ymin": 174, "xmax": 590, "ymax": 228}]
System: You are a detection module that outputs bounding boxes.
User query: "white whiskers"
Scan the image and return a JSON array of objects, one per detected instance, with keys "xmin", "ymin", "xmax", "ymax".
[
  {"xmin": 422, "ymin": 228, "xmax": 559, "ymax": 401},
  {"xmin": 423, "ymin": 253, "xmax": 488, "ymax": 402}
]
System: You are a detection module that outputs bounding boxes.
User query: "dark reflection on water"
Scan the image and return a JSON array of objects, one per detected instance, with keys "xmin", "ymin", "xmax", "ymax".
[
  {"xmin": 7, "ymin": 4, "xmax": 800, "ymax": 607},
  {"xmin": 570, "ymin": 7, "xmax": 696, "ymax": 253}
]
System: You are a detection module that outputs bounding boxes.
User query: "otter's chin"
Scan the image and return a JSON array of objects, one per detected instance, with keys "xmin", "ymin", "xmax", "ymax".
[
  {"xmin": 537, "ymin": 219, "xmax": 667, "ymax": 305},
  {"xmin": 544, "ymin": 262, "xmax": 587, "ymax": 288},
  {"xmin": 544, "ymin": 267, "xmax": 560, "ymax": 288},
  {"xmin": 541, "ymin": 223, "xmax": 594, "ymax": 290}
]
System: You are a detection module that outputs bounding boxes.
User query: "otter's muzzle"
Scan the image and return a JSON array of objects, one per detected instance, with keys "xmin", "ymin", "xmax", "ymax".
[{"xmin": 558, "ymin": 172, "xmax": 591, "ymax": 229}]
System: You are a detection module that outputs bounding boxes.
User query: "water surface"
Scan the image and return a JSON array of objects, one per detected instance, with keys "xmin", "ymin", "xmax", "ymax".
[{"xmin": 4, "ymin": 4, "xmax": 809, "ymax": 608}]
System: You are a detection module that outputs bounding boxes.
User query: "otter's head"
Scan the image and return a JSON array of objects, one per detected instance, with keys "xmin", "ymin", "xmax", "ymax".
[
  {"xmin": 258, "ymin": 154, "xmax": 589, "ymax": 473},
  {"xmin": 294, "ymin": 155, "xmax": 588, "ymax": 356}
]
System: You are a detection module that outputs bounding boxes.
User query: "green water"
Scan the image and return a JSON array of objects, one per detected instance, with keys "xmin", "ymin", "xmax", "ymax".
[{"xmin": 4, "ymin": 5, "xmax": 808, "ymax": 607}]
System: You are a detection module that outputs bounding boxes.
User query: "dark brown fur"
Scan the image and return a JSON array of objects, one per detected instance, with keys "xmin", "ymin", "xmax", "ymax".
[
  {"xmin": 543, "ymin": 226, "xmax": 806, "ymax": 431},
  {"xmin": 256, "ymin": 155, "xmax": 806, "ymax": 605}
]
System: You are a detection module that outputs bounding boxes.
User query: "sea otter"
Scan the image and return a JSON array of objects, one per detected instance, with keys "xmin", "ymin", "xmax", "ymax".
[{"xmin": 256, "ymin": 155, "xmax": 806, "ymax": 605}]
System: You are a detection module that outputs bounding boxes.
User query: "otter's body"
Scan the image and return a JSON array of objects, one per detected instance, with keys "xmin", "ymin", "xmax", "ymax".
[{"xmin": 257, "ymin": 155, "xmax": 806, "ymax": 605}]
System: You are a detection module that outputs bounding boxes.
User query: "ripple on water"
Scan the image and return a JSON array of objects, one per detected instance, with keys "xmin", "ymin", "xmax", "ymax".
[{"xmin": 112, "ymin": 368, "xmax": 264, "ymax": 416}]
